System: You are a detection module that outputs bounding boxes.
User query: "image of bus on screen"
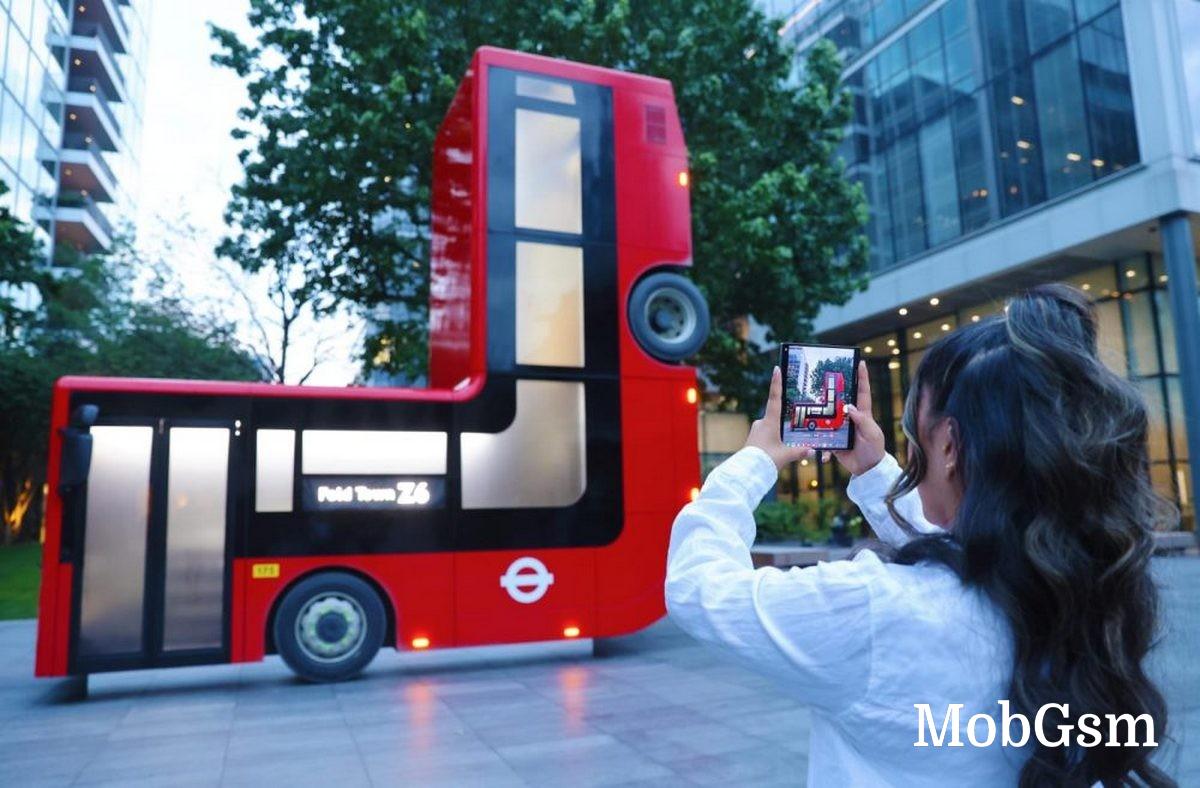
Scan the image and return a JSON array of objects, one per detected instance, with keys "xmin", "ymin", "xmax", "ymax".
[{"xmin": 35, "ymin": 47, "xmax": 710, "ymax": 684}]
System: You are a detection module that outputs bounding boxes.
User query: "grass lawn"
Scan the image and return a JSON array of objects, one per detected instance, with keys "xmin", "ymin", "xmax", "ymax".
[{"xmin": 0, "ymin": 542, "xmax": 41, "ymax": 620}]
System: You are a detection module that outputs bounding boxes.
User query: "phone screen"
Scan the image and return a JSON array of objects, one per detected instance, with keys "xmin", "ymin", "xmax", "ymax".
[{"xmin": 779, "ymin": 343, "xmax": 860, "ymax": 451}]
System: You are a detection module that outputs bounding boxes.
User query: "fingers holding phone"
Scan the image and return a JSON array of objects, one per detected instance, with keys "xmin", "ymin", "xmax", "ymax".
[
  {"xmin": 831, "ymin": 360, "xmax": 886, "ymax": 476},
  {"xmin": 745, "ymin": 366, "xmax": 814, "ymax": 471}
]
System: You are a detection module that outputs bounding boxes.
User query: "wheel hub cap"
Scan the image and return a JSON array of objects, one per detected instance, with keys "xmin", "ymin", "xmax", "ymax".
[{"xmin": 296, "ymin": 593, "xmax": 366, "ymax": 663}]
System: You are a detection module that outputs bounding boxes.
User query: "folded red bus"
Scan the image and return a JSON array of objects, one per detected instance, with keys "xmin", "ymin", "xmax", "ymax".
[
  {"xmin": 35, "ymin": 47, "xmax": 709, "ymax": 684},
  {"xmin": 791, "ymin": 371, "xmax": 846, "ymax": 431}
]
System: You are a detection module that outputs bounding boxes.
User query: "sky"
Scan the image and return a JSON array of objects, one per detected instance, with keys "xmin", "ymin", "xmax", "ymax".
[{"xmin": 135, "ymin": 2, "xmax": 361, "ymax": 385}]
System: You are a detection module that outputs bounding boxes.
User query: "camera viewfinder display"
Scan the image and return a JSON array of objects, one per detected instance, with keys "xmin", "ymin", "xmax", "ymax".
[{"xmin": 779, "ymin": 343, "xmax": 859, "ymax": 451}]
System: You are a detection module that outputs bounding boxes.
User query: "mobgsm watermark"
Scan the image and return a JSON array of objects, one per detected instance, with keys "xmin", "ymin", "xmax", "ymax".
[{"xmin": 914, "ymin": 702, "xmax": 1158, "ymax": 748}]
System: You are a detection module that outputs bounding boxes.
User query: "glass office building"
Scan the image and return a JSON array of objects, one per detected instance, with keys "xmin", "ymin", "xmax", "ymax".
[
  {"xmin": 0, "ymin": 0, "xmax": 69, "ymax": 259},
  {"xmin": 744, "ymin": 0, "xmax": 1200, "ymax": 531},
  {"xmin": 1, "ymin": 0, "xmax": 147, "ymax": 269}
]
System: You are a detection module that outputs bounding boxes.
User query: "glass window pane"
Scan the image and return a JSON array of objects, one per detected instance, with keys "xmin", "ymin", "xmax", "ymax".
[
  {"xmin": 515, "ymin": 240, "xmax": 585, "ymax": 367},
  {"xmin": 514, "ymin": 109, "xmax": 582, "ymax": 234},
  {"xmin": 940, "ymin": 0, "xmax": 969, "ymax": 38},
  {"xmin": 943, "ymin": 31, "xmax": 979, "ymax": 92},
  {"xmin": 1093, "ymin": 298, "xmax": 1127, "ymax": 376},
  {"xmin": 886, "ymin": 133, "xmax": 926, "ymax": 259},
  {"xmin": 1064, "ymin": 264, "xmax": 1118, "ymax": 300},
  {"xmin": 255, "ymin": 429, "xmax": 295, "ymax": 513},
  {"xmin": 302, "ymin": 430, "xmax": 448, "ymax": 474},
  {"xmin": 1078, "ymin": 9, "xmax": 1139, "ymax": 175},
  {"xmin": 1121, "ymin": 292, "xmax": 1160, "ymax": 377},
  {"xmin": 516, "ymin": 75, "xmax": 575, "ymax": 105},
  {"xmin": 991, "ymin": 67, "xmax": 1046, "ymax": 215},
  {"xmin": 1155, "ymin": 289, "xmax": 1177, "ymax": 374},
  {"xmin": 919, "ymin": 115, "xmax": 960, "ymax": 245},
  {"xmin": 79, "ymin": 426, "xmax": 154, "ymax": 657},
  {"xmin": 1136, "ymin": 379, "xmax": 1169, "ymax": 463},
  {"xmin": 1117, "ymin": 256, "xmax": 1150, "ymax": 291},
  {"xmin": 908, "ymin": 13, "xmax": 941, "ymax": 60},
  {"xmin": 1166, "ymin": 378, "xmax": 1188, "ymax": 461},
  {"xmin": 1032, "ymin": 36, "xmax": 1093, "ymax": 198},
  {"xmin": 1024, "ymin": 0, "xmax": 1075, "ymax": 51},
  {"xmin": 163, "ymin": 427, "xmax": 230, "ymax": 652},
  {"xmin": 1074, "ymin": 0, "xmax": 1117, "ymax": 24},
  {"xmin": 977, "ymin": 0, "xmax": 1029, "ymax": 79},
  {"xmin": 950, "ymin": 95, "xmax": 994, "ymax": 231}
]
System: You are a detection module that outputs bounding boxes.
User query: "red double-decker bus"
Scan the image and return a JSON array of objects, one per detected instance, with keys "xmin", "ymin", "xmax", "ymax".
[
  {"xmin": 35, "ymin": 47, "xmax": 709, "ymax": 684},
  {"xmin": 791, "ymin": 371, "xmax": 847, "ymax": 432}
]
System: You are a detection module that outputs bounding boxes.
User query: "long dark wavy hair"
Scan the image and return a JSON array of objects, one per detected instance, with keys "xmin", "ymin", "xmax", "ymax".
[{"xmin": 886, "ymin": 284, "xmax": 1175, "ymax": 787}]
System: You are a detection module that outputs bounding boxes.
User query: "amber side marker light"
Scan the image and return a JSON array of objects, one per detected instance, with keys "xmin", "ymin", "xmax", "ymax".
[
  {"xmin": 689, "ymin": 487, "xmax": 701, "ymax": 502},
  {"xmin": 685, "ymin": 386, "xmax": 698, "ymax": 404},
  {"xmin": 678, "ymin": 171, "xmax": 689, "ymax": 188},
  {"xmin": 411, "ymin": 636, "xmax": 431, "ymax": 649},
  {"xmin": 563, "ymin": 626, "xmax": 581, "ymax": 639}
]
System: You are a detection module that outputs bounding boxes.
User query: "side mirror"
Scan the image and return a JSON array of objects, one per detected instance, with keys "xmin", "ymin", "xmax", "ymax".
[
  {"xmin": 59, "ymin": 405, "xmax": 98, "ymax": 493},
  {"xmin": 70, "ymin": 404, "xmax": 99, "ymax": 430}
]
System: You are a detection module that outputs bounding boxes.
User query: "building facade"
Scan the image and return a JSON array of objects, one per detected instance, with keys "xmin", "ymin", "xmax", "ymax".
[
  {"xmin": 1, "ymin": 0, "xmax": 147, "ymax": 266},
  {"xmin": 749, "ymin": 0, "xmax": 1200, "ymax": 531}
]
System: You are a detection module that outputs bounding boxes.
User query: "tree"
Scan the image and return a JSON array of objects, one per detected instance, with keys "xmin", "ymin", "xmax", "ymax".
[
  {"xmin": 0, "ymin": 223, "xmax": 264, "ymax": 544},
  {"xmin": 808, "ymin": 355, "xmax": 855, "ymax": 399},
  {"xmin": 212, "ymin": 0, "xmax": 868, "ymax": 409}
]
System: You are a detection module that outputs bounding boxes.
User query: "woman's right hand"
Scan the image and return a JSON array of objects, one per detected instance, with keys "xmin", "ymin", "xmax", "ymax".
[{"xmin": 832, "ymin": 361, "xmax": 887, "ymax": 477}]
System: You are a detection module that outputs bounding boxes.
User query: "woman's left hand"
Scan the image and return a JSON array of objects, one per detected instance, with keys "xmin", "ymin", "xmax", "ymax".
[{"xmin": 744, "ymin": 366, "xmax": 814, "ymax": 471}]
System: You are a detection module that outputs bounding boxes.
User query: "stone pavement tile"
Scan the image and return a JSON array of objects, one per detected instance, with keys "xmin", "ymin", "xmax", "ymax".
[
  {"xmin": 611, "ymin": 720, "xmax": 772, "ymax": 764},
  {"xmin": 221, "ymin": 754, "xmax": 371, "ymax": 788},
  {"xmin": 4, "ymin": 701, "xmax": 130, "ymax": 743},
  {"xmin": 584, "ymin": 703, "xmax": 705, "ymax": 735},
  {"xmin": 109, "ymin": 698, "xmax": 237, "ymax": 741},
  {"xmin": 667, "ymin": 744, "xmax": 806, "ymax": 786},
  {"xmin": 71, "ymin": 731, "xmax": 229, "ymax": 787},
  {"xmin": 223, "ymin": 724, "xmax": 355, "ymax": 767},
  {"xmin": 467, "ymin": 706, "xmax": 604, "ymax": 749},
  {"xmin": 722, "ymin": 706, "xmax": 813, "ymax": 748},
  {"xmin": 355, "ymin": 743, "xmax": 525, "ymax": 786},
  {"xmin": 347, "ymin": 712, "xmax": 478, "ymax": 748},
  {"xmin": 496, "ymin": 732, "xmax": 676, "ymax": 787},
  {"xmin": 0, "ymin": 735, "xmax": 107, "ymax": 785}
]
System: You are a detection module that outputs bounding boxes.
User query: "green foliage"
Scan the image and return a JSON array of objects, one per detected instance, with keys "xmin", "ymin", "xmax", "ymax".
[
  {"xmin": 753, "ymin": 496, "xmax": 844, "ymax": 543},
  {"xmin": 211, "ymin": 0, "xmax": 868, "ymax": 398},
  {"xmin": 0, "ymin": 543, "xmax": 41, "ymax": 619},
  {"xmin": 808, "ymin": 354, "xmax": 855, "ymax": 398},
  {"xmin": 0, "ymin": 209, "xmax": 264, "ymax": 543}
]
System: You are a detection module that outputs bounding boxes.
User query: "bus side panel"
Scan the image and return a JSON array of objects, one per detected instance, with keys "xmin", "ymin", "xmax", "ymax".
[
  {"xmin": 454, "ymin": 549, "xmax": 595, "ymax": 645},
  {"xmin": 35, "ymin": 382, "xmax": 73, "ymax": 677},
  {"xmin": 595, "ymin": 375, "xmax": 697, "ymax": 638},
  {"xmin": 232, "ymin": 554, "xmax": 455, "ymax": 661}
]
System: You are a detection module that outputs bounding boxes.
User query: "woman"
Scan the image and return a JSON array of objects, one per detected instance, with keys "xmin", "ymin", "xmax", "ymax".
[{"xmin": 666, "ymin": 285, "xmax": 1174, "ymax": 786}]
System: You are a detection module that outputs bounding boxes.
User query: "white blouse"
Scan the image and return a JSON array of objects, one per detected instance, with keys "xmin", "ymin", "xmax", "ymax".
[{"xmin": 665, "ymin": 447, "xmax": 1027, "ymax": 786}]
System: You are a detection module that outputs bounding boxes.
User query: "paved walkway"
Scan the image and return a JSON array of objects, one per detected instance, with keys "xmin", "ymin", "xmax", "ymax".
[{"xmin": 0, "ymin": 557, "xmax": 1195, "ymax": 787}]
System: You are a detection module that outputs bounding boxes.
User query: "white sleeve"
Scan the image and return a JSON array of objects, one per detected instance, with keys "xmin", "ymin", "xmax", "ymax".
[
  {"xmin": 845, "ymin": 453, "xmax": 942, "ymax": 548},
  {"xmin": 665, "ymin": 447, "xmax": 875, "ymax": 713}
]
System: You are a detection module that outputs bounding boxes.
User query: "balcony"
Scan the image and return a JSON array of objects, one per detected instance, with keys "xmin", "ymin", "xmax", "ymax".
[
  {"xmin": 59, "ymin": 132, "xmax": 118, "ymax": 203},
  {"xmin": 70, "ymin": 0, "xmax": 130, "ymax": 55},
  {"xmin": 35, "ymin": 190, "xmax": 115, "ymax": 253},
  {"xmin": 64, "ymin": 76, "xmax": 122, "ymax": 143},
  {"xmin": 52, "ymin": 21, "xmax": 126, "ymax": 97}
]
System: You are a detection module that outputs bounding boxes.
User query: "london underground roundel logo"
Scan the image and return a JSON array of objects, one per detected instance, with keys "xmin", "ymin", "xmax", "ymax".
[{"xmin": 500, "ymin": 557, "xmax": 555, "ymax": 604}]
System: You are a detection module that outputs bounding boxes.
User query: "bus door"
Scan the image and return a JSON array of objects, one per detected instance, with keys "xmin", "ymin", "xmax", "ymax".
[{"xmin": 69, "ymin": 417, "xmax": 237, "ymax": 672}]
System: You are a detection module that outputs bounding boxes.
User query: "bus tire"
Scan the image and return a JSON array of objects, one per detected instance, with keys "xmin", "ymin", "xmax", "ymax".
[
  {"xmin": 628, "ymin": 272, "xmax": 709, "ymax": 362},
  {"xmin": 274, "ymin": 571, "xmax": 387, "ymax": 683}
]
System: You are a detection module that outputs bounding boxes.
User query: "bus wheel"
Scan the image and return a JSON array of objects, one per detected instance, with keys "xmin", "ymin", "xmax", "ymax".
[
  {"xmin": 628, "ymin": 272, "xmax": 710, "ymax": 362},
  {"xmin": 274, "ymin": 572, "xmax": 386, "ymax": 683}
]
